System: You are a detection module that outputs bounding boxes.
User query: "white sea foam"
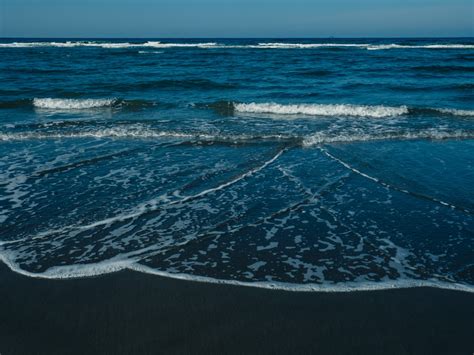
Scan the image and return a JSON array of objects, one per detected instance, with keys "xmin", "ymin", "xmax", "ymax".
[
  {"xmin": 254, "ymin": 43, "xmax": 369, "ymax": 49},
  {"xmin": 0, "ymin": 41, "xmax": 218, "ymax": 49},
  {"xmin": 33, "ymin": 98, "xmax": 116, "ymax": 109},
  {"xmin": 234, "ymin": 102, "xmax": 408, "ymax": 118},
  {"xmin": 0, "ymin": 128, "xmax": 289, "ymax": 142},
  {"xmin": 0, "ymin": 129, "xmax": 202, "ymax": 141},
  {"xmin": 436, "ymin": 108, "xmax": 474, "ymax": 117},
  {"xmin": 0, "ymin": 252, "xmax": 472, "ymax": 293},
  {"xmin": 256, "ymin": 43, "xmax": 474, "ymax": 50},
  {"xmin": 367, "ymin": 44, "xmax": 474, "ymax": 50},
  {"xmin": 142, "ymin": 41, "xmax": 218, "ymax": 48},
  {"xmin": 1, "ymin": 41, "xmax": 472, "ymax": 50},
  {"xmin": 0, "ymin": 41, "xmax": 131, "ymax": 48},
  {"xmin": 302, "ymin": 129, "xmax": 474, "ymax": 146}
]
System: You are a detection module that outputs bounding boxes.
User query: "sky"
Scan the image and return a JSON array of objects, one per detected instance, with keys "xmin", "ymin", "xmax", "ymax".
[{"xmin": 1, "ymin": 0, "xmax": 473, "ymax": 38}]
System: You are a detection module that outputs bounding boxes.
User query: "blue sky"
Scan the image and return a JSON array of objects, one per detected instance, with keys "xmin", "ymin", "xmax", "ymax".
[{"xmin": 1, "ymin": 0, "xmax": 473, "ymax": 38}]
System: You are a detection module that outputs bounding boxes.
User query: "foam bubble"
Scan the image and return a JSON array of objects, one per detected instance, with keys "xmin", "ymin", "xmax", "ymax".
[
  {"xmin": 0, "ymin": 128, "xmax": 200, "ymax": 141},
  {"xmin": 142, "ymin": 41, "xmax": 218, "ymax": 48},
  {"xmin": 0, "ymin": 41, "xmax": 218, "ymax": 49},
  {"xmin": 255, "ymin": 43, "xmax": 369, "ymax": 49},
  {"xmin": 367, "ymin": 44, "xmax": 474, "ymax": 50},
  {"xmin": 234, "ymin": 102, "xmax": 408, "ymax": 118},
  {"xmin": 0, "ymin": 252, "xmax": 472, "ymax": 293},
  {"xmin": 33, "ymin": 98, "xmax": 116, "ymax": 109},
  {"xmin": 0, "ymin": 128, "xmax": 290, "ymax": 142},
  {"xmin": 302, "ymin": 129, "xmax": 474, "ymax": 146},
  {"xmin": 436, "ymin": 108, "xmax": 474, "ymax": 117},
  {"xmin": 1, "ymin": 41, "xmax": 472, "ymax": 50}
]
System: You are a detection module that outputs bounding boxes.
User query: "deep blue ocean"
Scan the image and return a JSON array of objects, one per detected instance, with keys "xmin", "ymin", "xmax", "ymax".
[{"xmin": 0, "ymin": 38, "xmax": 473, "ymax": 291}]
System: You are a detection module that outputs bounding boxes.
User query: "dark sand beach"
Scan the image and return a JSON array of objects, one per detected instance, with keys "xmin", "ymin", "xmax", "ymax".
[{"xmin": 0, "ymin": 264, "xmax": 472, "ymax": 355}]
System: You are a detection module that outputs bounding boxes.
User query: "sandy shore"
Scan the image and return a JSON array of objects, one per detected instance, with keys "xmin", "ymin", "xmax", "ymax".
[{"xmin": 0, "ymin": 264, "xmax": 472, "ymax": 355}]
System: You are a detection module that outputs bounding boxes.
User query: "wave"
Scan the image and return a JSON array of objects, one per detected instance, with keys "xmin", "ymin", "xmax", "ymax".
[
  {"xmin": 252, "ymin": 43, "xmax": 368, "ymax": 49},
  {"xmin": 0, "ymin": 41, "xmax": 218, "ymax": 49},
  {"xmin": 302, "ymin": 130, "xmax": 474, "ymax": 146},
  {"xmin": 142, "ymin": 41, "xmax": 218, "ymax": 48},
  {"xmin": 367, "ymin": 44, "xmax": 474, "ymax": 50},
  {"xmin": 8, "ymin": 98, "xmax": 474, "ymax": 119},
  {"xmin": 205, "ymin": 101, "xmax": 474, "ymax": 118},
  {"xmin": 7, "ymin": 98, "xmax": 162, "ymax": 110},
  {"xmin": 0, "ymin": 255, "xmax": 472, "ymax": 293},
  {"xmin": 0, "ymin": 128, "xmax": 202, "ymax": 141},
  {"xmin": 1, "ymin": 41, "xmax": 473, "ymax": 50},
  {"xmin": 33, "ymin": 98, "xmax": 116, "ymax": 109},
  {"xmin": 1, "ymin": 125, "xmax": 472, "ymax": 146},
  {"xmin": 0, "ymin": 128, "xmax": 293, "ymax": 143},
  {"xmin": 435, "ymin": 108, "xmax": 474, "ymax": 117},
  {"xmin": 234, "ymin": 102, "xmax": 409, "ymax": 118},
  {"xmin": 254, "ymin": 43, "xmax": 474, "ymax": 50}
]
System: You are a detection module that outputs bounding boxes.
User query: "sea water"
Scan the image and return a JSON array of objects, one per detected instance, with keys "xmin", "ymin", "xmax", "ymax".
[{"xmin": 0, "ymin": 38, "xmax": 473, "ymax": 292}]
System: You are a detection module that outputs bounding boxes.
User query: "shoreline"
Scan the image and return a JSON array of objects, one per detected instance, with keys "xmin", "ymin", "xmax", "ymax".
[
  {"xmin": 2, "ymin": 255, "xmax": 473, "ymax": 293},
  {"xmin": 1, "ymin": 263, "xmax": 473, "ymax": 354}
]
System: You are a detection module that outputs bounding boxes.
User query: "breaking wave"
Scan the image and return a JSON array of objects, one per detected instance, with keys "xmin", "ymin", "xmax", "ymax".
[
  {"xmin": 234, "ymin": 102, "xmax": 409, "ymax": 118},
  {"xmin": 205, "ymin": 101, "xmax": 474, "ymax": 119},
  {"xmin": 0, "ymin": 128, "xmax": 293, "ymax": 143},
  {"xmin": 367, "ymin": 44, "xmax": 474, "ymax": 50},
  {"xmin": 25, "ymin": 98, "xmax": 160, "ymax": 110},
  {"xmin": 0, "ymin": 41, "xmax": 218, "ymax": 49},
  {"xmin": 302, "ymin": 129, "xmax": 474, "ymax": 146},
  {"xmin": 33, "ymin": 98, "xmax": 116, "ymax": 109},
  {"xmin": 1, "ymin": 125, "xmax": 472, "ymax": 146},
  {"xmin": 1, "ymin": 41, "xmax": 473, "ymax": 50}
]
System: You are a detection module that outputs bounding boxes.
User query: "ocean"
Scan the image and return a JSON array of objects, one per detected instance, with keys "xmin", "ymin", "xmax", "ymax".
[{"xmin": 0, "ymin": 38, "xmax": 473, "ymax": 292}]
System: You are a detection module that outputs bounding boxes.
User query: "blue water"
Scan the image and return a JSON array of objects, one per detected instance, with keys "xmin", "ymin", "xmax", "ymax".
[{"xmin": 0, "ymin": 38, "xmax": 473, "ymax": 291}]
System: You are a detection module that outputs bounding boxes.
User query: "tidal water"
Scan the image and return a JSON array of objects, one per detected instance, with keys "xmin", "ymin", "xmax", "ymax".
[{"xmin": 0, "ymin": 38, "xmax": 473, "ymax": 291}]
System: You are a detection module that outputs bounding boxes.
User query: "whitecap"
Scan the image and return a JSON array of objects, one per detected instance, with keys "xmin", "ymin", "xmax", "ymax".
[
  {"xmin": 302, "ymin": 129, "xmax": 474, "ymax": 146},
  {"xmin": 33, "ymin": 98, "xmax": 116, "ymax": 109},
  {"xmin": 367, "ymin": 44, "xmax": 474, "ymax": 50},
  {"xmin": 234, "ymin": 102, "xmax": 408, "ymax": 118}
]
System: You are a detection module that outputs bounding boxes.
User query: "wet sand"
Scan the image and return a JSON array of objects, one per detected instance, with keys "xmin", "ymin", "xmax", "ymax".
[{"xmin": 0, "ymin": 264, "xmax": 472, "ymax": 355}]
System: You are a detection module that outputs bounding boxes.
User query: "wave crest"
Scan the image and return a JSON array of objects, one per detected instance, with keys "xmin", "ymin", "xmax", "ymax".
[
  {"xmin": 0, "ymin": 41, "xmax": 218, "ymax": 49},
  {"xmin": 302, "ymin": 130, "xmax": 474, "ymax": 146},
  {"xmin": 234, "ymin": 102, "xmax": 409, "ymax": 118},
  {"xmin": 33, "ymin": 98, "xmax": 116, "ymax": 109},
  {"xmin": 1, "ymin": 41, "xmax": 473, "ymax": 50}
]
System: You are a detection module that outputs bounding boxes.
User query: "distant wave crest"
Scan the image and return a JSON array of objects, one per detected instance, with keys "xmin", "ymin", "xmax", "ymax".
[
  {"xmin": 367, "ymin": 44, "xmax": 474, "ymax": 50},
  {"xmin": 1, "ymin": 41, "xmax": 473, "ymax": 50},
  {"xmin": 0, "ymin": 41, "xmax": 218, "ymax": 49}
]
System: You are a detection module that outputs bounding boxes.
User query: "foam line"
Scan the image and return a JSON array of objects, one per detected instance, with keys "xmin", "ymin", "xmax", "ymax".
[
  {"xmin": 30, "ymin": 147, "xmax": 287, "ymax": 239},
  {"xmin": 302, "ymin": 130, "xmax": 474, "ymax": 146},
  {"xmin": 319, "ymin": 148, "xmax": 473, "ymax": 215},
  {"xmin": 0, "ymin": 252, "xmax": 472, "ymax": 293}
]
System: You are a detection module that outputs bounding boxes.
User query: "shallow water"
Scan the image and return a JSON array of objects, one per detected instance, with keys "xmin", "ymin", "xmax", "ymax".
[{"xmin": 0, "ymin": 38, "xmax": 473, "ymax": 291}]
